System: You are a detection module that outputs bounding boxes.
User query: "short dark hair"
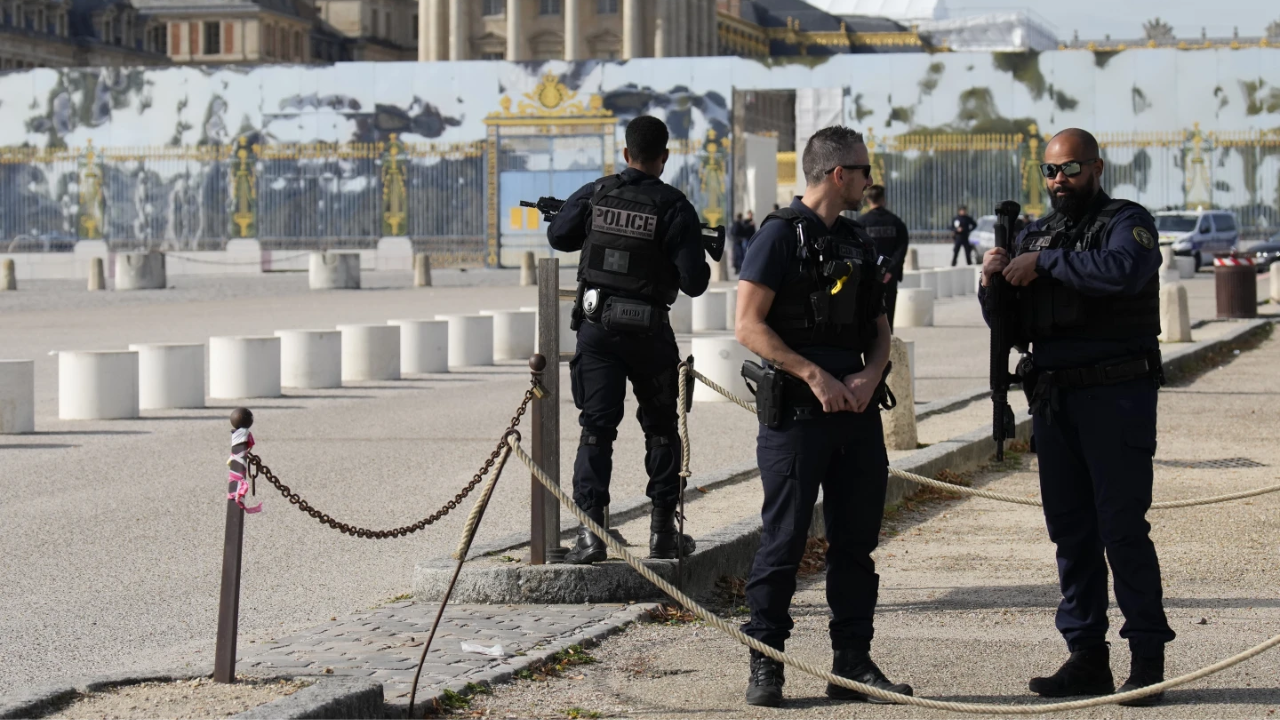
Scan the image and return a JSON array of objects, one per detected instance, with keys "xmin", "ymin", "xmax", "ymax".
[
  {"xmin": 802, "ymin": 126, "xmax": 864, "ymax": 186},
  {"xmin": 958, "ymin": 205, "xmax": 968, "ymax": 212},
  {"xmin": 865, "ymin": 184, "xmax": 886, "ymax": 205},
  {"xmin": 626, "ymin": 116, "xmax": 669, "ymax": 164}
]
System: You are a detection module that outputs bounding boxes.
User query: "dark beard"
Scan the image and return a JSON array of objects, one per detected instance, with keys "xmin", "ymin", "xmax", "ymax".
[{"xmin": 1049, "ymin": 185, "xmax": 1097, "ymax": 219}]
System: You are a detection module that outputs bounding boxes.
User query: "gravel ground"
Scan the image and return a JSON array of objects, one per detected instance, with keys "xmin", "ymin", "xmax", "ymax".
[
  {"xmin": 454, "ymin": 330, "xmax": 1280, "ymax": 719},
  {"xmin": 46, "ymin": 677, "xmax": 309, "ymax": 719}
]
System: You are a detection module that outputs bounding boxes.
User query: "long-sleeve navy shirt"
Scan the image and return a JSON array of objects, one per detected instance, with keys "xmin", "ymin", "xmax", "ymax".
[
  {"xmin": 547, "ymin": 167, "xmax": 710, "ymax": 300},
  {"xmin": 978, "ymin": 195, "xmax": 1161, "ymax": 369},
  {"xmin": 858, "ymin": 206, "xmax": 910, "ymax": 281}
]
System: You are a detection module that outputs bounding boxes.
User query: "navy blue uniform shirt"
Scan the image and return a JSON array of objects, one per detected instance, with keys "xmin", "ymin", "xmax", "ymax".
[
  {"xmin": 952, "ymin": 214, "xmax": 977, "ymax": 240},
  {"xmin": 978, "ymin": 196, "xmax": 1161, "ymax": 369},
  {"xmin": 547, "ymin": 167, "xmax": 710, "ymax": 299},
  {"xmin": 740, "ymin": 197, "xmax": 882, "ymax": 376},
  {"xmin": 858, "ymin": 206, "xmax": 910, "ymax": 281}
]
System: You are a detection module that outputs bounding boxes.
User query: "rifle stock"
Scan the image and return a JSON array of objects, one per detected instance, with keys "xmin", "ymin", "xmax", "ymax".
[{"xmin": 988, "ymin": 200, "xmax": 1022, "ymax": 461}]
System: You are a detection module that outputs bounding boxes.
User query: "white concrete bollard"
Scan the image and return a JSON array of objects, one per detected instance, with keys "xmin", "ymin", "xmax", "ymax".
[
  {"xmin": 904, "ymin": 339, "xmax": 916, "ymax": 399},
  {"xmin": 435, "ymin": 314, "xmax": 495, "ymax": 367},
  {"xmin": 692, "ymin": 292, "xmax": 727, "ymax": 332},
  {"xmin": 387, "ymin": 320, "xmax": 449, "ymax": 374},
  {"xmin": 1, "ymin": 258, "xmax": 15, "ymax": 291},
  {"xmin": 275, "ymin": 330, "xmax": 342, "ymax": 389},
  {"xmin": 1176, "ymin": 256, "xmax": 1196, "ymax": 279},
  {"xmin": 899, "ymin": 270, "xmax": 922, "ymax": 289},
  {"xmin": 209, "ymin": 336, "xmax": 282, "ymax": 399},
  {"xmin": 128, "ymin": 343, "xmax": 205, "ymax": 409},
  {"xmin": 717, "ymin": 287, "xmax": 738, "ymax": 331},
  {"xmin": 114, "ymin": 251, "xmax": 166, "ymax": 291},
  {"xmin": 309, "ymin": 252, "xmax": 361, "ymax": 290},
  {"xmin": 904, "ymin": 247, "xmax": 919, "ymax": 272},
  {"xmin": 1272, "ymin": 266, "xmax": 1280, "ymax": 303},
  {"xmin": 882, "ymin": 336, "xmax": 917, "ymax": 451},
  {"xmin": 337, "ymin": 324, "xmax": 401, "ymax": 382},
  {"xmin": 935, "ymin": 268, "xmax": 955, "ymax": 298},
  {"xmin": 691, "ymin": 336, "xmax": 755, "ymax": 403},
  {"xmin": 670, "ymin": 295, "xmax": 693, "ymax": 334},
  {"xmin": 0, "ymin": 360, "xmax": 35, "ymax": 433},
  {"xmin": 527, "ymin": 304, "xmax": 576, "ymax": 354},
  {"xmin": 896, "ymin": 288, "xmax": 935, "ymax": 327},
  {"xmin": 919, "ymin": 269, "xmax": 950, "ymax": 300},
  {"xmin": 414, "ymin": 253, "xmax": 433, "ymax": 287},
  {"xmin": 58, "ymin": 350, "xmax": 140, "ymax": 420},
  {"xmin": 87, "ymin": 257, "xmax": 106, "ymax": 291},
  {"xmin": 482, "ymin": 310, "xmax": 536, "ymax": 361},
  {"xmin": 1159, "ymin": 282, "xmax": 1192, "ymax": 343},
  {"xmin": 520, "ymin": 251, "xmax": 536, "ymax": 286}
]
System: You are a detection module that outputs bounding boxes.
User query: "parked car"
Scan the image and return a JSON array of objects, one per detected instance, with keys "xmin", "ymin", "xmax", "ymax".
[
  {"xmin": 1154, "ymin": 209, "xmax": 1239, "ymax": 270},
  {"xmin": 972, "ymin": 215, "xmax": 997, "ymax": 252},
  {"xmin": 1249, "ymin": 232, "xmax": 1280, "ymax": 272}
]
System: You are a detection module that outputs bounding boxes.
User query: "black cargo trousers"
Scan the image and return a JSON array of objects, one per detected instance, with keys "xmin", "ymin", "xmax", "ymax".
[{"xmin": 568, "ymin": 318, "xmax": 684, "ymax": 513}]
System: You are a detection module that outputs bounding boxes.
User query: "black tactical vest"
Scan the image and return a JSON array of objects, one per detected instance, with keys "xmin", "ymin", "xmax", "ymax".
[
  {"xmin": 763, "ymin": 208, "xmax": 877, "ymax": 352},
  {"xmin": 578, "ymin": 175, "xmax": 683, "ymax": 306},
  {"xmin": 1013, "ymin": 196, "xmax": 1160, "ymax": 341}
]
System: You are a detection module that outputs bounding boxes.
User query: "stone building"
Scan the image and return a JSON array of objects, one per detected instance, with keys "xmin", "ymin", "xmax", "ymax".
[
  {"xmin": 0, "ymin": 0, "xmax": 168, "ymax": 68},
  {"xmin": 417, "ymin": 0, "xmax": 721, "ymax": 61},
  {"xmin": 129, "ymin": 0, "xmax": 327, "ymax": 63}
]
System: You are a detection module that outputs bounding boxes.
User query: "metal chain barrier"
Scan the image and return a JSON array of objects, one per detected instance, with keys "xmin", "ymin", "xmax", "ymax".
[
  {"xmin": 685, "ymin": 366, "xmax": 1280, "ymax": 510},
  {"xmin": 507, "ymin": 436, "xmax": 1280, "ymax": 714},
  {"xmin": 243, "ymin": 383, "xmax": 538, "ymax": 539},
  {"xmin": 166, "ymin": 251, "xmax": 312, "ymax": 267}
]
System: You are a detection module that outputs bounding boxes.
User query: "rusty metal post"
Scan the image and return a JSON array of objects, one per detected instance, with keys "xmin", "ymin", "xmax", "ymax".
[
  {"xmin": 533, "ymin": 258, "xmax": 567, "ymax": 564},
  {"xmin": 214, "ymin": 407, "xmax": 253, "ymax": 683},
  {"xmin": 529, "ymin": 354, "xmax": 548, "ymax": 565}
]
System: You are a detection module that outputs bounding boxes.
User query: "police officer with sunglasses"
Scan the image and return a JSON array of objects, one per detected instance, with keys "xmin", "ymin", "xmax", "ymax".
[
  {"xmin": 980, "ymin": 128, "xmax": 1173, "ymax": 705},
  {"xmin": 734, "ymin": 126, "xmax": 910, "ymax": 708}
]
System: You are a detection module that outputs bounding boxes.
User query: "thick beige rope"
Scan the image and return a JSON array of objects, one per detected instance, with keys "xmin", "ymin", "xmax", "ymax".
[{"xmin": 508, "ymin": 437, "xmax": 1280, "ymax": 714}]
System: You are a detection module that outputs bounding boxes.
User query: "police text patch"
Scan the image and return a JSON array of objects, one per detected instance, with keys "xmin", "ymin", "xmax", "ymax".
[
  {"xmin": 864, "ymin": 226, "xmax": 896, "ymax": 238},
  {"xmin": 1133, "ymin": 227, "xmax": 1155, "ymax": 249},
  {"xmin": 593, "ymin": 206, "xmax": 658, "ymax": 239}
]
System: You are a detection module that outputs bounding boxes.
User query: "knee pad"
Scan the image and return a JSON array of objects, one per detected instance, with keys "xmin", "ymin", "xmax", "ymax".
[
  {"xmin": 645, "ymin": 433, "xmax": 680, "ymax": 451},
  {"xmin": 580, "ymin": 427, "xmax": 618, "ymax": 449}
]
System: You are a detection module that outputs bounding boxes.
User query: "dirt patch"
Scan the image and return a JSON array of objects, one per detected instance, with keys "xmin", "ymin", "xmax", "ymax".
[{"xmin": 47, "ymin": 677, "xmax": 310, "ymax": 720}]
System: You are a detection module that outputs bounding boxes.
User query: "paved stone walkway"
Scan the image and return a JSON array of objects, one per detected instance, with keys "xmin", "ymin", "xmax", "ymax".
[{"xmin": 235, "ymin": 600, "xmax": 655, "ymax": 710}]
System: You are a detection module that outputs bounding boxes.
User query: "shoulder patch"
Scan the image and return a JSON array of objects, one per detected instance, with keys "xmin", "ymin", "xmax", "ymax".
[{"xmin": 1133, "ymin": 226, "xmax": 1155, "ymax": 249}]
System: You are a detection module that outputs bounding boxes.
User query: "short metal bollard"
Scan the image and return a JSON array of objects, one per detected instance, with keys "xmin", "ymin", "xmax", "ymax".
[{"xmin": 214, "ymin": 408, "xmax": 259, "ymax": 683}]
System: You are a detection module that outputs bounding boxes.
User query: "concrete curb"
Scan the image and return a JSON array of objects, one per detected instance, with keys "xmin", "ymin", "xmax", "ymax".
[
  {"xmin": 916, "ymin": 387, "xmax": 990, "ymax": 421},
  {"xmin": 0, "ymin": 669, "xmax": 381, "ymax": 720}
]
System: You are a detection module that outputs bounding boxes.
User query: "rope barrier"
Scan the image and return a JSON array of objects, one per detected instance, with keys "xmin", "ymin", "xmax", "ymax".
[
  {"xmin": 166, "ymin": 251, "xmax": 312, "ymax": 267},
  {"xmin": 685, "ymin": 370, "xmax": 1280, "ymax": 510},
  {"xmin": 508, "ymin": 437, "xmax": 1280, "ymax": 714}
]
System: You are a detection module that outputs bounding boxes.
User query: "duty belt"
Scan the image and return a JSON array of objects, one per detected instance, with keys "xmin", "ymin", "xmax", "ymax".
[{"xmin": 1024, "ymin": 351, "xmax": 1164, "ymax": 422}]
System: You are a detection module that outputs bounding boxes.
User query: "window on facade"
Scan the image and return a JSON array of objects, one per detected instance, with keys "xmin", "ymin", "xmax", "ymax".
[
  {"xmin": 369, "ymin": 8, "xmax": 377, "ymax": 36},
  {"xmin": 204, "ymin": 21, "xmax": 219, "ymax": 54},
  {"xmin": 481, "ymin": 51, "xmax": 504, "ymax": 59},
  {"xmin": 482, "ymin": 0, "xmax": 504, "ymax": 16},
  {"xmin": 264, "ymin": 25, "xmax": 273, "ymax": 56},
  {"xmin": 596, "ymin": 0, "xmax": 617, "ymax": 14},
  {"xmin": 293, "ymin": 30, "xmax": 301, "ymax": 59},
  {"xmin": 279, "ymin": 27, "xmax": 287, "ymax": 57},
  {"xmin": 538, "ymin": 0, "xmax": 560, "ymax": 16},
  {"xmin": 412, "ymin": 14, "xmax": 418, "ymax": 40}
]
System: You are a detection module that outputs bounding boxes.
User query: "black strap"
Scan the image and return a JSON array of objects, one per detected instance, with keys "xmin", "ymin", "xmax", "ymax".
[{"xmin": 1041, "ymin": 356, "xmax": 1155, "ymax": 389}]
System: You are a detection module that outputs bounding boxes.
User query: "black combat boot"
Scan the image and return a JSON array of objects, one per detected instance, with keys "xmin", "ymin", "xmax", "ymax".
[
  {"xmin": 826, "ymin": 649, "xmax": 914, "ymax": 704},
  {"xmin": 1117, "ymin": 649, "xmax": 1165, "ymax": 707},
  {"xmin": 1029, "ymin": 643, "xmax": 1115, "ymax": 697},
  {"xmin": 745, "ymin": 650, "xmax": 785, "ymax": 707},
  {"xmin": 648, "ymin": 506, "xmax": 696, "ymax": 559},
  {"xmin": 564, "ymin": 506, "xmax": 607, "ymax": 565}
]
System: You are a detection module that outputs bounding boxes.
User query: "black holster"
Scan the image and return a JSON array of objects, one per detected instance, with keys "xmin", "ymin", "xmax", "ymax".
[{"xmin": 741, "ymin": 360, "xmax": 783, "ymax": 428}]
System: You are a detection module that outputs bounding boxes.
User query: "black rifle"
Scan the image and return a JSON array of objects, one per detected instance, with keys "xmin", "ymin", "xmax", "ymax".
[
  {"xmin": 521, "ymin": 197, "xmax": 565, "ymax": 221},
  {"xmin": 987, "ymin": 200, "xmax": 1023, "ymax": 461},
  {"xmin": 700, "ymin": 223, "xmax": 726, "ymax": 262}
]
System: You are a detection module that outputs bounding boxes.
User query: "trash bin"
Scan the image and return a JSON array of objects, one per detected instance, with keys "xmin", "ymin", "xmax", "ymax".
[{"xmin": 1214, "ymin": 253, "xmax": 1257, "ymax": 319}]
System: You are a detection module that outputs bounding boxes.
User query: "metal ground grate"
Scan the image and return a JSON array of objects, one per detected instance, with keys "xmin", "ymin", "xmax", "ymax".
[{"xmin": 1154, "ymin": 457, "xmax": 1268, "ymax": 470}]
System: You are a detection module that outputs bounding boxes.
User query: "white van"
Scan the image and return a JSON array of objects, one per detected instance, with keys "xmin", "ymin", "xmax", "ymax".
[{"xmin": 1154, "ymin": 209, "xmax": 1240, "ymax": 270}]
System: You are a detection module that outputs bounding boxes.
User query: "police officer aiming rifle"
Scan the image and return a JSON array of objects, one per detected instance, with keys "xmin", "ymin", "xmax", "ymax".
[
  {"xmin": 545, "ymin": 115, "xmax": 711, "ymax": 565},
  {"xmin": 980, "ymin": 128, "xmax": 1173, "ymax": 705},
  {"xmin": 734, "ymin": 126, "xmax": 911, "ymax": 708}
]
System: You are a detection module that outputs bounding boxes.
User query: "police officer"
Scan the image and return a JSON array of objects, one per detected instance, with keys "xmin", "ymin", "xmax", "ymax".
[
  {"xmin": 980, "ymin": 128, "xmax": 1174, "ymax": 705},
  {"xmin": 951, "ymin": 205, "xmax": 977, "ymax": 266},
  {"xmin": 735, "ymin": 126, "xmax": 911, "ymax": 707},
  {"xmin": 858, "ymin": 184, "xmax": 910, "ymax": 330},
  {"xmin": 547, "ymin": 116, "xmax": 709, "ymax": 565}
]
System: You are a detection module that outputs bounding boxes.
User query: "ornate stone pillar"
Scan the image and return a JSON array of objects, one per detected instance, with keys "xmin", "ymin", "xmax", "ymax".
[
  {"xmin": 654, "ymin": 0, "xmax": 671, "ymax": 57},
  {"xmin": 622, "ymin": 0, "xmax": 641, "ymax": 59},
  {"xmin": 506, "ymin": 0, "xmax": 522, "ymax": 60},
  {"xmin": 448, "ymin": 0, "xmax": 465, "ymax": 60},
  {"xmin": 563, "ymin": 0, "xmax": 579, "ymax": 60}
]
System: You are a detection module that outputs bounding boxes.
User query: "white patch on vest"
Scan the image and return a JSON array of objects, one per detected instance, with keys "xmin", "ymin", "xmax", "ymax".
[
  {"xmin": 603, "ymin": 249, "xmax": 630, "ymax": 273},
  {"xmin": 593, "ymin": 206, "xmax": 658, "ymax": 239}
]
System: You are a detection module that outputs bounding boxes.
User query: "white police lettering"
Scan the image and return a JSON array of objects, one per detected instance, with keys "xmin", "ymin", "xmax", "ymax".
[
  {"xmin": 837, "ymin": 244, "xmax": 864, "ymax": 262},
  {"xmin": 864, "ymin": 226, "xmax": 896, "ymax": 238},
  {"xmin": 593, "ymin": 206, "xmax": 658, "ymax": 240}
]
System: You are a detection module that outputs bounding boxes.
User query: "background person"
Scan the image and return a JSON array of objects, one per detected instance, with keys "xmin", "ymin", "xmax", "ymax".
[
  {"xmin": 951, "ymin": 205, "xmax": 977, "ymax": 265},
  {"xmin": 858, "ymin": 184, "xmax": 910, "ymax": 330}
]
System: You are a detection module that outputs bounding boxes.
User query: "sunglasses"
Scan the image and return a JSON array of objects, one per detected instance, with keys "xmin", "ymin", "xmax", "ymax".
[
  {"xmin": 1039, "ymin": 159, "xmax": 1098, "ymax": 179},
  {"xmin": 825, "ymin": 164, "xmax": 872, "ymax": 180}
]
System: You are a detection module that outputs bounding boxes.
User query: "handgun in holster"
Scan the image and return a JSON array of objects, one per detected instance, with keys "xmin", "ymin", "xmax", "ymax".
[
  {"xmin": 741, "ymin": 360, "xmax": 784, "ymax": 428},
  {"xmin": 569, "ymin": 281, "xmax": 585, "ymax": 331},
  {"xmin": 874, "ymin": 361, "xmax": 897, "ymax": 411}
]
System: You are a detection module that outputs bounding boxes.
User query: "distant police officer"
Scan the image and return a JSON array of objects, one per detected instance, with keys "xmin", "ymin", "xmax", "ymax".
[
  {"xmin": 858, "ymin": 184, "xmax": 910, "ymax": 330},
  {"xmin": 951, "ymin": 205, "xmax": 978, "ymax": 266},
  {"xmin": 735, "ymin": 126, "xmax": 911, "ymax": 707},
  {"xmin": 981, "ymin": 128, "xmax": 1174, "ymax": 705},
  {"xmin": 547, "ymin": 116, "xmax": 710, "ymax": 565}
]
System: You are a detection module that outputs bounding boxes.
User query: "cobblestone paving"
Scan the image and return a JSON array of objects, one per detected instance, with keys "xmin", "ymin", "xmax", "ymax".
[{"xmin": 235, "ymin": 600, "xmax": 655, "ymax": 709}]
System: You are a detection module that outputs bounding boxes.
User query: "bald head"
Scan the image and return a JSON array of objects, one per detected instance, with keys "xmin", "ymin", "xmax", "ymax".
[{"xmin": 1046, "ymin": 128, "xmax": 1099, "ymax": 160}]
